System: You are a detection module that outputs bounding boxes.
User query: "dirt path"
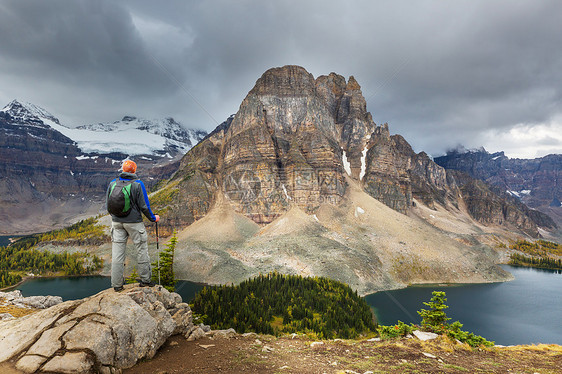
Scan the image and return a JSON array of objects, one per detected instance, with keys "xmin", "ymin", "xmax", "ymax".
[{"xmin": 126, "ymin": 334, "xmax": 562, "ymax": 374}]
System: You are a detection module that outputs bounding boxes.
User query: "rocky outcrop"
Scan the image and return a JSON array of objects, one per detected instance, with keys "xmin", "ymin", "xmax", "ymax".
[
  {"xmin": 362, "ymin": 125, "xmax": 459, "ymax": 213},
  {"xmin": 362, "ymin": 126, "xmax": 414, "ymax": 213},
  {"xmin": 221, "ymin": 66, "xmax": 346, "ymax": 223},
  {"xmin": 0, "ymin": 285, "xmax": 193, "ymax": 373},
  {"xmin": 0, "ymin": 290, "xmax": 62, "ymax": 310}
]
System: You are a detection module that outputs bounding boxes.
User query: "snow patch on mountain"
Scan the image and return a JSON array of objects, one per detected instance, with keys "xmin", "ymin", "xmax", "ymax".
[
  {"xmin": 507, "ymin": 189, "xmax": 531, "ymax": 198},
  {"xmin": 1, "ymin": 100, "xmax": 206, "ymax": 156}
]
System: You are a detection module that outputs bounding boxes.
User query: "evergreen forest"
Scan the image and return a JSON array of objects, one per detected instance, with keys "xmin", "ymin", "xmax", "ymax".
[
  {"xmin": 0, "ymin": 218, "xmax": 105, "ymax": 289},
  {"xmin": 508, "ymin": 239, "xmax": 562, "ymax": 272},
  {"xmin": 191, "ymin": 272, "xmax": 377, "ymax": 339},
  {"xmin": 509, "ymin": 239, "xmax": 562, "ymax": 256},
  {"xmin": 509, "ymin": 253, "xmax": 562, "ymax": 271}
]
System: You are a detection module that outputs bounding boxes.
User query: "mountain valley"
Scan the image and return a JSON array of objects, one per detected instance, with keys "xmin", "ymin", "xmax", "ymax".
[{"xmin": 2, "ymin": 65, "xmax": 560, "ymax": 293}]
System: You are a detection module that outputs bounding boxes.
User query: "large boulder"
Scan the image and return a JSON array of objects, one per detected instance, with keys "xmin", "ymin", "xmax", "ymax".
[
  {"xmin": 0, "ymin": 290, "xmax": 63, "ymax": 310},
  {"xmin": 0, "ymin": 285, "xmax": 193, "ymax": 373}
]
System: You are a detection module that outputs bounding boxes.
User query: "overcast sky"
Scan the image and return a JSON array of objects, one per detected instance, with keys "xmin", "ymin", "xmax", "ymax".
[{"xmin": 1, "ymin": 0, "xmax": 561, "ymax": 159}]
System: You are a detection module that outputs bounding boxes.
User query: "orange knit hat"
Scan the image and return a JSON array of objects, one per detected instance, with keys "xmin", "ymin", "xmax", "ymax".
[{"xmin": 122, "ymin": 160, "xmax": 137, "ymax": 173}]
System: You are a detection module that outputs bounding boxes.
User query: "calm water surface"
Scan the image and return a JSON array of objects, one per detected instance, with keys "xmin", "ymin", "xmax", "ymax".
[
  {"xmin": 0, "ymin": 235, "xmax": 23, "ymax": 247},
  {"xmin": 13, "ymin": 265, "xmax": 561, "ymax": 345},
  {"xmin": 16, "ymin": 276, "xmax": 204, "ymax": 303},
  {"xmin": 365, "ymin": 265, "xmax": 562, "ymax": 345}
]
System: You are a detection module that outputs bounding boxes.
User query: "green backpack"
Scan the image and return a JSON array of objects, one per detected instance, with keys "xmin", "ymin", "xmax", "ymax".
[{"xmin": 107, "ymin": 179, "xmax": 134, "ymax": 217}]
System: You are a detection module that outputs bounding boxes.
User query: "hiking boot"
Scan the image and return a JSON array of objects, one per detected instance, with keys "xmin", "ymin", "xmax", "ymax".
[
  {"xmin": 139, "ymin": 281, "xmax": 155, "ymax": 287},
  {"xmin": 114, "ymin": 286, "xmax": 124, "ymax": 292}
]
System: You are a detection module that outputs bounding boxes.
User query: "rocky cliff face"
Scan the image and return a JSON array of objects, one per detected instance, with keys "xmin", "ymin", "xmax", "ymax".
[
  {"xmin": 435, "ymin": 150, "xmax": 562, "ymax": 208},
  {"xmin": 435, "ymin": 149, "xmax": 561, "ymax": 230},
  {"xmin": 161, "ymin": 66, "xmax": 375, "ymax": 225},
  {"xmin": 158, "ymin": 65, "xmax": 553, "ymax": 240},
  {"xmin": 362, "ymin": 125, "xmax": 458, "ymax": 214},
  {"xmin": 221, "ymin": 66, "xmax": 371, "ymax": 223}
]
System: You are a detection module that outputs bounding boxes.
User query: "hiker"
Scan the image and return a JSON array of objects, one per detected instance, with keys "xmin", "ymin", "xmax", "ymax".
[{"xmin": 106, "ymin": 159, "xmax": 160, "ymax": 291}]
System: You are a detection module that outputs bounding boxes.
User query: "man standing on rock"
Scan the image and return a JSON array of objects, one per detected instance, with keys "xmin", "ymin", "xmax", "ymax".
[{"xmin": 106, "ymin": 159, "xmax": 159, "ymax": 291}]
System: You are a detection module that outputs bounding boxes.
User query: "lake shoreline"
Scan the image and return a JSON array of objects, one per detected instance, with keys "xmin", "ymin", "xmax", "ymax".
[
  {"xmin": 4, "ymin": 265, "xmax": 519, "ymax": 296},
  {"xmin": 5, "ymin": 265, "xmax": 562, "ymax": 345},
  {"xmin": 0, "ymin": 273, "xmax": 109, "ymax": 292}
]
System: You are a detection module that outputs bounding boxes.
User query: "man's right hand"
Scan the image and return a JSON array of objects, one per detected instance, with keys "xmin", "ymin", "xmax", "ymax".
[{"xmin": 154, "ymin": 215, "xmax": 160, "ymax": 222}]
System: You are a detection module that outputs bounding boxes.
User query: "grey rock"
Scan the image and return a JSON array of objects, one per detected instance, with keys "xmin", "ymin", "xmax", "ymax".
[
  {"xmin": 211, "ymin": 328, "xmax": 237, "ymax": 339},
  {"xmin": 41, "ymin": 351, "xmax": 94, "ymax": 373},
  {"xmin": 0, "ymin": 290, "xmax": 23, "ymax": 301},
  {"xmin": 186, "ymin": 326, "xmax": 206, "ymax": 341},
  {"xmin": 0, "ymin": 285, "xmax": 192, "ymax": 373},
  {"xmin": 412, "ymin": 330, "xmax": 439, "ymax": 341},
  {"xmin": 15, "ymin": 354, "xmax": 47, "ymax": 373},
  {"xmin": 200, "ymin": 323, "xmax": 211, "ymax": 333},
  {"xmin": 170, "ymin": 292, "xmax": 182, "ymax": 304},
  {"xmin": 0, "ymin": 301, "xmax": 72, "ymax": 362},
  {"xmin": 0, "ymin": 291, "xmax": 62, "ymax": 309},
  {"xmin": 171, "ymin": 304, "xmax": 193, "ymax": 335},
  {"xmin": 19, "ymin": 295, "xmax": 63, "ymax": 309},
  {"xmin": 27, "ymin": 321, "xmax": 77, "ymax": 357},
  {"xmin": 64, "ymin": 316, "xmax": 115, "ymax": 366}
]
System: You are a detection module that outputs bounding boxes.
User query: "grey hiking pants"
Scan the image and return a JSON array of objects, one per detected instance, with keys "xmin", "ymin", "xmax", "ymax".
[{"xmin": 111, "ymin": 221, "xmax": 152, "ymax": 288}]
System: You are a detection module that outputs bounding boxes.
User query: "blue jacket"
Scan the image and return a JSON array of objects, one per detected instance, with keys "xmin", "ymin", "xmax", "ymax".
[{"xmin": 106, "ymin": 172, "xmax": 157, "ymax": 223}]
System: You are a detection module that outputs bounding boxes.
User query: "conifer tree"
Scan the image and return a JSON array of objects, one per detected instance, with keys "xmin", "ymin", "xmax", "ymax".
[
  {"xmin": 126, "ymin": 266, "xmax": 139, "ymax": 284},
  {"xmin": 152, "ymin": 230, "xmax": 177, "ymax": 292},
  {"xmin": 417, "ymin": 290, "xmax": 451, "ymax": 333}
]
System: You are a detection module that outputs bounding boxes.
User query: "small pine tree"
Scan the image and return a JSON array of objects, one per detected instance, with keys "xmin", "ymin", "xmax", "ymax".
[
  {"xmin": 417, "ymin": 291, "xmax": 451, "ymax": 333},
  {"xmin": 126, "ymin": 266, "xmax": 139, "ymax": 284},
  {"xmin": 152, "ymin": 230, "xmax": 176, "ymax": 292}
]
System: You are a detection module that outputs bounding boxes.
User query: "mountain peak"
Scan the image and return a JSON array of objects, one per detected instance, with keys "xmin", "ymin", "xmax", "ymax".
[
  {"xmin": 1, "ymin": 99, "xmax": 61, "ymax": 128},
  {"xmin": 346, "ymin": 76, "xmax": 361, "ymax": 90},
  {"xmin": 250, "ymin": 65, "xmax": 316, "ymax": 96}
]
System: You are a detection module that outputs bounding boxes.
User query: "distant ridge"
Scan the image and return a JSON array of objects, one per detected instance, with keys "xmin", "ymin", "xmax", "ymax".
[
  {"xmin": 0, "ymin": 99, "xmax": 207, "ymax": 234},
  {"xmin": 435, "ymin": 147, "xmax": 561, "ymax": 231}
]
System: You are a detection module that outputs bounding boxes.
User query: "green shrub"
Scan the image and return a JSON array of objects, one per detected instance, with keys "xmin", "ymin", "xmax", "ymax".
[
  {"xmin": 377, "ymin": 320, "xmax": 416, "ymax": 339},
  {"xmin": 447, "ymin": 321, "xmax": 494, "ymax": 347}
]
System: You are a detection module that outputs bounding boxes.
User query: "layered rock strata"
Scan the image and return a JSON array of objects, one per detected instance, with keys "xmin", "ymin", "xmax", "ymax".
[
  {"xmin": 158, "ymin": 65, "xmax": 552, "ymax": 239},
  {"xmin": 435, "ymin": 149, "xmax": 561, "ymax": 230}
]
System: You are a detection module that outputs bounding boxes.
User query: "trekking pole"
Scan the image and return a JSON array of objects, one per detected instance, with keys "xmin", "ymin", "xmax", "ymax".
[{"xmin": 156, "ymin": 221, "xmax": 160, "ymax": 285}]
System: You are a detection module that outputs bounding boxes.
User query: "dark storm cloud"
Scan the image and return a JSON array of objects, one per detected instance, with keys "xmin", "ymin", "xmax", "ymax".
[
  {"xmin": 0, "ymin": 0, "xmax": 180, "ymax": 123},
  {"xmin": 0, "ymin": 0, "xmax": 561, "ymax": 158}
]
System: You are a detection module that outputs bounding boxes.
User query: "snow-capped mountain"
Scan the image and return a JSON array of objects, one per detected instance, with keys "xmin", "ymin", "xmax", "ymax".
[
  {"xmin": 75, "ymin": 116, "xmax": 206, "ymax": 157},
  {"xmin": 0, "ymin": 99, "xmax": 208, "ymax": 234},
  {"xmin": 1, "ymin": 100, "xmax": 207, "ymax": 157},
  {"xmin": 2, "ymin": 100, "xmax": 63, "ymax": 129}
]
